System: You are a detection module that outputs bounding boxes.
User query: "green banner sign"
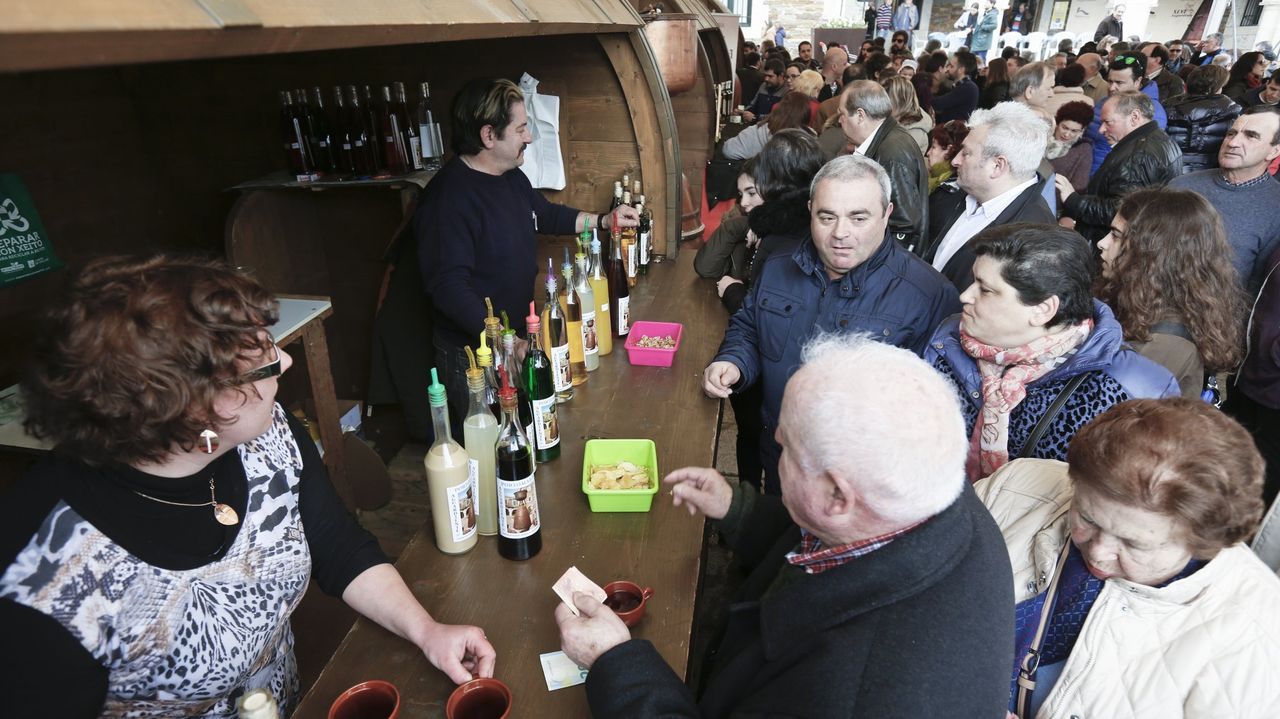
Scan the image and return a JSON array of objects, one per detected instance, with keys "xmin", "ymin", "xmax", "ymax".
[{"xmin": 0, "ymin": 174, "xmax": 62, "ymax": 287}]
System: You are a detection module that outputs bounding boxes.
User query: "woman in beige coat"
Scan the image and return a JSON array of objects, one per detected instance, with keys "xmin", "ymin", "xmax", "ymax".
[{"xmin": 978, "ymin": 398, "xmax": 1280, "ymax": 718}]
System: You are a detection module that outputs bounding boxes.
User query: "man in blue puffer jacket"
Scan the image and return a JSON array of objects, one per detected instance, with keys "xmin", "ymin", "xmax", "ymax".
[
  {"xmin": 704, "ymin": 155, "xmax": 961, "ymax": 495},
  {"xmin": 923, "ymin": 223, "xmax": 1178, "ymax": 482}
]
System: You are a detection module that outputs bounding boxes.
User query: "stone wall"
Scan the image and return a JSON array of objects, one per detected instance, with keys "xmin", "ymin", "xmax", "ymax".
[{"xmin": 759, "ymin": 0, "xmax": 868, "ymax": 52}]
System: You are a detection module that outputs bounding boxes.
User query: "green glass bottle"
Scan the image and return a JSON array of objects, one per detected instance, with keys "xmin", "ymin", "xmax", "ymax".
[{"xmin": 522, "ymin": 301, "xmax": 559, "ymax": 462}]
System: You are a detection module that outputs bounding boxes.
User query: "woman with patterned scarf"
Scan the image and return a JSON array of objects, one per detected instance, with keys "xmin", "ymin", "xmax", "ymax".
[{"xmin": 924, "ymin": 223, "xmax": 1179, "ymax": 483}]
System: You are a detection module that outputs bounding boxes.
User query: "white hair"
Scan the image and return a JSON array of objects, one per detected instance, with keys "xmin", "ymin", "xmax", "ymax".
[
  {"xmin": 784, "ymin": 333, "xmax": 966, "ymax": 526},
  {"xmin": 809, "ymin": 154, "xmax": 892, "ymax": 210},
  {"xmin": 966, "ymin": 101, "xmax": 1050, "ymax": 180}
]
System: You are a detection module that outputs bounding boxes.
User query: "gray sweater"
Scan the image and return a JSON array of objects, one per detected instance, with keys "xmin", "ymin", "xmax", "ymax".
[{"xmin": 1171, "ymin": 170, "xmax": 1280, "ymax": 296}]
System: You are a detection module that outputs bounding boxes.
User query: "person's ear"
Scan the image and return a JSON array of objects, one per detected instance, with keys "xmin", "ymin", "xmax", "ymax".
[
  {"xmin": 1029, "ymin": 295, "xmax": 1061, "ymax": 329},
  {"xmin": 822, "ymin": 468, "xmax": 855, "ymax": 518},
  {"xmin": 480, "ymin": 124, "xmax": 498, "ymax": 150}
]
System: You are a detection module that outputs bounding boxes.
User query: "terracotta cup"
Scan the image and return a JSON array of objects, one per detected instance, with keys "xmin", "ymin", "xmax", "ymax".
[
  {"xmin": 446, "ymin": 677, "xmax": 512, "ymax": 719},
  {"xmin": 602, "ymin": 580, "xmax": 656, "ymax": 627},
  {"xmin": 328, "ymin": 679, "xmax": 400, "ymax": 719}
]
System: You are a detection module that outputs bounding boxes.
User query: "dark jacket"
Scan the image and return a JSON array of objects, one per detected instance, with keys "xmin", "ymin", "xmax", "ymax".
[
  {"xmin": 1238, "ymin": 245, "xmax": 1280, "ymax": 408},
  {"xmin": 715, "ymin": 235, "xmax": 960, "ymax": 489},
  {"xmin": 694, "ymin": 211, "xmax": 751, "ymax": 281},
  {"xmin": 865, "ymin": 117, "xmax": 930, "ymax": 252},
  {"xmin": 1164, "ymin": 93, "xmax": 1241, "ymax": 173},
  {"xmin": 1065, "ymin": 121, "xmax": 1182, "ymax": 241},
  {"xmin": 1222, "ymin": 78, "xmax": 1256, "ymax": 105},
  {"xmin": 978, "ymin": 80, "xmax": 1010, "ymax": 110},
  {"xmin": 1243, "ymin": 85, "xmax": 1279, "ymax": 108},
  {"xmin": 924, "ymin": 181, "xmax": 1057, "ymax": 291},
  {"xmin": 1152, "ymin": 68, "xmax": 1187, "ymax": 103},
  {"xmin": 585, "ymin": 484, "xmax": 1015, "ymax": 719},
  {"xmin": 935, "ymin": 76, "xmax": 980, "ymax": 124},
  {"xmin": 1093, "ymin": 15, "xmax": 1123, "ymax": 42},
  {"xmin": 737, "ymin": 65, "xmax": 764, "ymax": 104},
  {"xmin": 719, "ymin": 194, "xmax": 810, "ymax": 314},
  {"xmin": 925, "ymin": 300, "xmax": 1180, "ymax": 464}
]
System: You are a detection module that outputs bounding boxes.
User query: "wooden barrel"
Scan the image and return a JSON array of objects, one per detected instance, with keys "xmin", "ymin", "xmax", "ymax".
[
  {"xmin": 644, "ymin": 13, "xmax": 698, "ymax": 96},
  {"xmin": 680, "ymin": 170, "xmax": 703, "ymax": 239}
]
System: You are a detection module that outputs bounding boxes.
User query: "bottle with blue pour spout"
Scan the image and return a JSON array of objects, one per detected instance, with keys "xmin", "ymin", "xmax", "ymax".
[{"xmin": 424, "ymin": 368, "xmax": 478, "ymax": 554}]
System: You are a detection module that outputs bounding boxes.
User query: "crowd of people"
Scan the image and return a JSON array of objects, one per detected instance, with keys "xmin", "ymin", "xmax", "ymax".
[{"xmin": 667, "ymin": 24, "xmax": 1280, "ymax": 719}]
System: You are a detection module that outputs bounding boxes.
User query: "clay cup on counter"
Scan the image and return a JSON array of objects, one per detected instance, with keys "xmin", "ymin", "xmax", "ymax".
[
  {"xmin": 602, "ymin": 580, "xmax": 655, "ymax": 627},
  {"xmin": 446, "ymin": 677, "xmax": 512, "ymax": 719},
  {"xmin": 328, "ymin": 679, "xmax": 400, "ymax": 719}
]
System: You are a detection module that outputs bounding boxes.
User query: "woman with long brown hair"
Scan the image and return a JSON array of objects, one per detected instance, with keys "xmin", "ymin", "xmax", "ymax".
[
  {"xmin": 1095, "ymin": 187, "xmax": 1247, "ymax": 398},
  {"xmin": 883, "ymin": 74, "xmax": 933, "ymax": 152},
  {"xmin": 722, "ymin": 91, "xmax": 814, "ymax": 160},
  {"xmin": 978, "ymin": 57, "xmax": 1010, "ymax": 109}
]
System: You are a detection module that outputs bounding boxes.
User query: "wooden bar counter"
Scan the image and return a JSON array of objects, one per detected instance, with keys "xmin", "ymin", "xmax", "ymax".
[{"xmin": 293, "ymin": 242, "xmax": 725, "ymax": 718}]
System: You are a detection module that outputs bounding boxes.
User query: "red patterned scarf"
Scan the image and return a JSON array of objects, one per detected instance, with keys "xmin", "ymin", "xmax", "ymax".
[{"xmin": 959, "ymin": 320, "xmax": 1093, "ymax": 481}]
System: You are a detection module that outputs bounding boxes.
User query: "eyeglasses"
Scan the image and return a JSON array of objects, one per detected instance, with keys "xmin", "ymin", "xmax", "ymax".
[{"xmin": 230, "ymin": 343, "xmax": 282, "ymax": 385}]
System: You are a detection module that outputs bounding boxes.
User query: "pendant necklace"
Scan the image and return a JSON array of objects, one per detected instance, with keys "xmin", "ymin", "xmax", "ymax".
[{"xmin": 133, "ymin": 477, "xmax": 240, "ymax": 526}]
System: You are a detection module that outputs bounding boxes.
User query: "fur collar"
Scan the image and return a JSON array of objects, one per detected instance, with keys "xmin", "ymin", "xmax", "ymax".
[{"xmin": 747, "ymin": 190, "xmax": 811, "ymax": 240}]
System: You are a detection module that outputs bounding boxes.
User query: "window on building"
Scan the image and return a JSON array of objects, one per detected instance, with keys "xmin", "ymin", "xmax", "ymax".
[
  {"xmin": 726, "ymin": 0, "xmax": 754, "ymax": 27},
  {"xmin": 1242, "ymin": 0, "xmax": 1263, "ymax": 27}
]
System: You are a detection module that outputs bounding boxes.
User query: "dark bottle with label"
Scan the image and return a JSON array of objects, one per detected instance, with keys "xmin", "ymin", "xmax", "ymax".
[
  {"xmin": 495, "ymin": 367, "xmax": 542, "ymax": 561},
  {"xmin": 279, "ymin": 91, "xmax": 313, "ymax": 180},
  {"xmin": 417, "ymin": 81, "xmax": 445, "ymax": 171},
  {"xmin": 362, "ymin": 85, "xmax": 385, "ymax": 174},
  {"xmin": 379, "ymin": 85, "xmax": 411, "ymax": 175},
  {"xmin": 392, "ymin": 81, "xmax": 423, "ymax": 171},
  {"xmin": 522, "ymin": 302, "xmax": 560, "ymax": 462},
  {"xmin": 308, "ymin": 87, "xmax": 337, "ymax": 175},
  {"xmin": 344, "ymin": 86, "xmax": 377, "ymax": 177},
  {"xmin": 609, "ymin": 224, "xmax": 631, "ymax": 336},
  {"xmin": 330, "ymin": 87, "xmax": 356, "ymax": 178},
  {"xmin": 293, "ymin": 90, "xmax": 322, "ymax": 172}
]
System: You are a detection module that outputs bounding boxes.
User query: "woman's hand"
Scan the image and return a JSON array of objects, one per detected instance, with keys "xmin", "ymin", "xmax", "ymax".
[
  {"xmin": 1053, "ymin": 173, "xmax": 1075, "ymax": 203},
  {"xmin": 416, "ymin": 620, "xmax": 497, "ymax": 684},
  {"xmin": 745, "ymin": 229, "xmax": 761, "ymax": 249},
  {"xmin": 716, "ymin": 276, "xmax": 744, "ymax": 297}
]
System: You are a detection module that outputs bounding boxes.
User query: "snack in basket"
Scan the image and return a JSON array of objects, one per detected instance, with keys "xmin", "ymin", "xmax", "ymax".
[
  {"xmin": 589, "ymin": 461, "xmax": 652, "ymax": 490},
  {"xmin": 634, "ymin": 334, "xmax": 677, "ymax": 349}
]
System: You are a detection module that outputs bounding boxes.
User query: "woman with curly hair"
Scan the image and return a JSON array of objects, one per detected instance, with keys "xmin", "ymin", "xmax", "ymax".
[
  {"xmin": 925, "ymin": 119, "xmax": 969, "ymax": 192},
  {"xmin": 883, "ymin": 74, "xmax": 933, "ymax": 152},
  {"xmin": 1, "ymin": 256, "xmax": 495, "ymax": 716},
  {"xmin": 1047, "ymin": 100, "xmax": 1096, "ymax": 193},
  {"xmin": 1095, "ymin": 187, "xmax": 1247, "ymax": 398}
]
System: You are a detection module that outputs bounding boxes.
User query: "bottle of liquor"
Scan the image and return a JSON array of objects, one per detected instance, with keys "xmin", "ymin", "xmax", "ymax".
[
  {"xmin": 588, "ymin": 235, "xmax": 613, "ymax": 356},
  {"xmin": 345, "ymin": 86, "xmax": 377, "ymax": 177},
  {"xmin": 540, "ymin": 260, "xmax": 574, "ymax": 403},
  {"xmin": 378, "ymin": 85, "xmax": 410, "ymax": 175},
  {"xmin": 462, "ymin": 348, "xmax": 499, "ymax": 537},
  {"xmin": 496, "ymin": 367, "xmax": 542, "ymax": 561},
  {"xmin": 637, "ymin": 194, "xmax": 653, "ymax": 275},
  {"xmin": 236, "ymin": 689, "xmax": 280, "ymax": 719},
  {"xmin": 483, "ymin": 298, "xmax": 504, "ymax": 373},
  {"xmin": 424, "ymin": 368, "xmax": 478, "ymax": 555},
  {"xmin": 609, "ymin": 224, "xmax": 631, "ymax": 337},
  {"xmin": 621, "ymin": 172, "xmax": 631, "ymax": 198},
  {"xmin": 293, "ymin": 90, "xmax": 325, "ymax": 174},
  {"xmin": 330, "ymin": 87, "xmax": 357, "ymax": 178},
  {"xmin": 632, "ymin": 178, "xmax": 642, "ymax": 201},
  {"xmin": 501, "ymin": 329, "xmax": 536, "ymax": 455},
  {"xmin": 308, "ymin": 87, "xmax": 337, "ymax": 175},
  {"xmin": 361, "ymin": 85, "xmax": 385, "ymax": 174},
  {"xmin": 279, "ymin": 91, "xmax": 314, "ymax": 181},
  {"xmin": 574, "ymin": 252, "xmax": 600, "ymax": 371},
  {"xmin": 476, "ymin": 331, "xmax": 502, "ymax": 419},
  {"xmin": 417, "ymin": 81, "xmax": 445, "ymax": 171},
  {"xmin": 523, "ymin": 301, "xmax": 560, "ymax": 462},
  {"xmin": 392, "ymin": 81, "xmax": 423, "ymax": 171},
  {"xmin": 620, "ymin": 191, "xmax": 639, "ymax": 287},
  {"xmin": 560, "ymin": 249, "xmax": 588, "ymax": 386},
  {"xmin": 609, "ymin": 181, "xmax": 624, "ymax": 211}
]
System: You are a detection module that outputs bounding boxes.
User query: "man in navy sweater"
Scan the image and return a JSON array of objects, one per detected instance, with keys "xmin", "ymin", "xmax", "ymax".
[
  {"xmin": 414, "ymin": 78, "xmax": 638, "ymax": 423},
  {"xmin": 935, "ymin": 50, "xmax": 981, "ymax": 124}
]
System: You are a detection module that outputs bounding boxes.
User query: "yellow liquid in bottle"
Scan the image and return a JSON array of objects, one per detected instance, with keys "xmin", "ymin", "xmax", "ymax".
[
  {"xmin": 589, "ymin": 274, "xmax": 612, "ymax": 356},
  {"xmin": 562, "ymin": 282, "xmax": 587, "ymax": 385}
]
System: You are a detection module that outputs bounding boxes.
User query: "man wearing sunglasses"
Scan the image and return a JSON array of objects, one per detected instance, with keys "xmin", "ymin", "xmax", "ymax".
[{"xmin": 1083, "ymin": 51, "xmax": 1168, "ymax": 175}]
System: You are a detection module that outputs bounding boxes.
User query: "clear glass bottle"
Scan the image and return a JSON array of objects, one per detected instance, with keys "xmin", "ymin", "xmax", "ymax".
[
  {"xmin": 501, "ymin": 329, "xmax": 536, "ymax": 454},
  {"xmin": 574, "ymin": 253, "xmax": 599, "ymax": 371},
  {"xmin": 588, "ymin": 235, "xmax": 613, "ymax": 357},
  {"xmin": 560, "ymin": 249, "xmax": 587, "ymax": 386},
  {"xmin": 476, "ymin": 331, "xmax": 501, "ymax": 419},
  {"xmin": 495, "ymin": 367, "xmax": 542, "ymax": 561},
  {"xmin": 462, "ymin": 350, "xmax": 499, "ymax": 536},
  {"xmin": 392, "ymin": 81, "xmax": 423, "ymax": 171},
  {"xmin": 424, "ymin": 368, "xmax": 478, "ymax": 554},
  {"xmin": 417, "ymin": 81, "xmax": 445, "ymax": 171},
  {"xmin": 540, "ymin": 259, "xmax": 574, "ymax": 403}
]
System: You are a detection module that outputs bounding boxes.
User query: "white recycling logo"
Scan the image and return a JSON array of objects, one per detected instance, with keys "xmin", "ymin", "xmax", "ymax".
[{"xmin": 0, "ymin": 198, "xmax": 31, "ymax": 237}]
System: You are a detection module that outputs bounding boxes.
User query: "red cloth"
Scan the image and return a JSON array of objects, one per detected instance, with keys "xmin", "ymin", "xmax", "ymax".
[{"xmin": 785, "ymin": 522, "xmax": 925, "ymax": 575}]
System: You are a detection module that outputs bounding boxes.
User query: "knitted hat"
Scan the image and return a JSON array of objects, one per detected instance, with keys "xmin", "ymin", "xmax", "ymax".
[{"xmin": 902, "ymin": 59, "xmax": 919, "ymax": 71}]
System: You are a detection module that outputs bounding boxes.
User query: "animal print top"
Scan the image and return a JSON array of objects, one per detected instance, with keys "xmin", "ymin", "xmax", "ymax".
[{"xmin": 0, "ymin": 403, "xmax": 311, "ymax": 718}]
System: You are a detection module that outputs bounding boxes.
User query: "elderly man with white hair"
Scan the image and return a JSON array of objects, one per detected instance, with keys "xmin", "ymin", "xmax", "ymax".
[
  {"xmin": 924, "ymin": 102, "xmax": 1056, "ymax": 290},
  {"xmin": 556, "ymin": 334, "xmax": 1016, "ymax": 718}
]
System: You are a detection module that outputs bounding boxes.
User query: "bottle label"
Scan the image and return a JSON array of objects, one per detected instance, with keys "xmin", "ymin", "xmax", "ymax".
[
  {"xmin": 581, "ymin": 309, "xmax": 599, "ymax": 356},
  {"xmin": 598, "ymin": 301, "xmax": 611, "ymax": 322},
  {"xmin": 409, "ymin": 136, "xmax": 424, "ymax": 170},
  {"xmin": 342, "ymin": 142, "xmax": 352, "ymax": 151},
  {"xmin": 640, "ymin": 231, "xmax": 651, "ymax": 264},
  {"xmin": 420, "ymin": 122, "xmax": 442, "ymax": 157},
  {"xmin": 532, "ymin": 395, "xmax": 560, "ymax": 449},
  {"xmin": 616, "ymin": 296, "xmax": 630, "ymax": 335},
  {"xmin": 550, "ymin": 344, "xmax": 572, "ymax": 392},
  {"xmin": 498, "ymin": 473, "xmax": 540, "ymax": 539},
  {"xmin": 447, "ymin": 468, "xmax": 479, "ymax": 544},
  {"xmin": 627, "ymin": 244, "xmax": 638, "ymax": 278}
]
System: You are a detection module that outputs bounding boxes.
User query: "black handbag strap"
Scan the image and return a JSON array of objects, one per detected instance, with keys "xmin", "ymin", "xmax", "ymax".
[
  {"xmin": 1018, "ymin": 371, "xmax": 1092, "ymax": 459},
  {"xmin": 1149, "ymin": 320, "xmax": 1194, "ymax": 342}
]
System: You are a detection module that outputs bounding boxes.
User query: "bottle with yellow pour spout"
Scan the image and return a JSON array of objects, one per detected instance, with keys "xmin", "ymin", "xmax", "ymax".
[
  {"xmin": 482, "ymin": 298, "xmax": 504, "ymax": 373},
  {"xmin": 461, "ymin": 347, "xmax": 499, "ymax": 536},
  {"xmin": 588, "ymin": 233, "xmax": 612, "ymax": 356}
]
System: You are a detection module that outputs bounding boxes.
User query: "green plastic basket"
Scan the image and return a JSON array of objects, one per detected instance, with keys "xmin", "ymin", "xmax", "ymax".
[{"xmin": 582, "ymin": 439, "xmax": 660, "ymax": 512}]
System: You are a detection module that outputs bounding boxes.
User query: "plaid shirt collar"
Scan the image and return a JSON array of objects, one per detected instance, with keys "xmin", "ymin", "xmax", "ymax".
[
  {"xmin": 1220, "ymin": 170, "xmax": 1274, "ymax": 189},
  {"xmin": 785, "ymin": 521, "xmax": 926, "ymax": 575}
]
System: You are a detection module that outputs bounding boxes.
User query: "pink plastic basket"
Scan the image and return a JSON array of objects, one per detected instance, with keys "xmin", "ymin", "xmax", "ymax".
[{"xmin": 624, "ymin": 321, "xmax": 684, "ymax": 367}]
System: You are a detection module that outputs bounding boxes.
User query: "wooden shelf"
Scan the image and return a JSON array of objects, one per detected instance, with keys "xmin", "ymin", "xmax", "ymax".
[{"xmin": 230, "ymin": 169, "xmax": 435, "ymax": 192}]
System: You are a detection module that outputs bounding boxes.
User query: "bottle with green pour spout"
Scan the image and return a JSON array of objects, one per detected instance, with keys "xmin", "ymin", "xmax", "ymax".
[{"xmin": 424, "ymin": 368, "xmax": 478, "ymax": 554}]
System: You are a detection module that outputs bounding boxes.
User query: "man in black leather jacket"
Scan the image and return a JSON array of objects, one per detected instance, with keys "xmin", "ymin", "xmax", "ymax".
[
  {"xmin": 836, "ymin": 80, "xmax": 929, "ymax": 252},
  {"xmin": 1057, "ymin": 91, "xmax": 1182, "ymax": 242}
]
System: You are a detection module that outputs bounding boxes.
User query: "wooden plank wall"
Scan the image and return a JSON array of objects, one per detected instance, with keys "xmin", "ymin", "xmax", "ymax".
[{"xmin": 0, "ymin": 34, "xmax": 656, "ymax": 389}]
